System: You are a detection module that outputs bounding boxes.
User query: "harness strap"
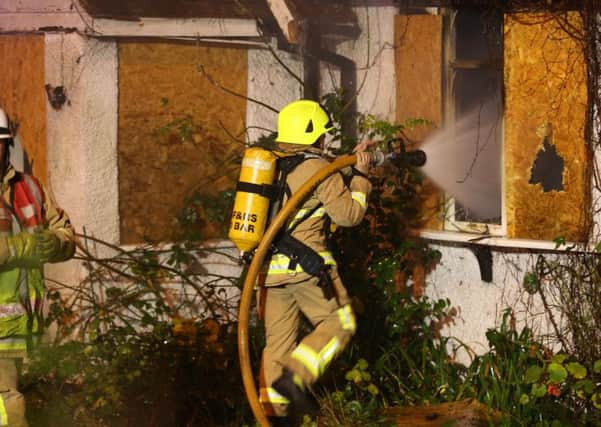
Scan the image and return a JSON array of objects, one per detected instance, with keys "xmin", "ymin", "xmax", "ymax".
[
  {"xmin": 235, "ymin": 181, "xmax": 276, "ymax": 198},
  {"xmin": 273, "ymin": 154, "xmax": 309, "ymax": 211},
  {"xmin": 273, "ymin": 233, "xmax": 325, "ymax": 276},
  {"xmin": 268, "ymin": 153, "xmax": 334, "ymax": 277}
]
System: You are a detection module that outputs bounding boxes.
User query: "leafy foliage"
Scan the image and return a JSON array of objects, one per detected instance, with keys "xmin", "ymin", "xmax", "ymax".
[
  {"xmin": 22, "ymin": 232, "xmax": 263, "ymax": 427},
  {"xmin": 23, "ymin": 321, "xmax": 252, "ymax": 427}
]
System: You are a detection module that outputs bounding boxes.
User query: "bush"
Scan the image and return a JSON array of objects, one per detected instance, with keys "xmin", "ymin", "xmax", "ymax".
[{"xmin": 21, "ymin": 234, "xmax": 262, "ymax": 427}]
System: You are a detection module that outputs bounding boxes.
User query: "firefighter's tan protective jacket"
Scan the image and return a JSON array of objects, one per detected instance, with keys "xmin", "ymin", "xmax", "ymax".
[{"xmin": 264, "ymin": 148, "xmax": 372, "ymax": 285}]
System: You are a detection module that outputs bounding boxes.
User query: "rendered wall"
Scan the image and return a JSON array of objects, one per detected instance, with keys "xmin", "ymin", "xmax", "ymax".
[
  {"xmin": 45, "ymin": 34, "xmax": 119, "ymax": 285},
  {"xmin": 246, "ymin": 41, "xmax": 303, "ymax": 144},
  {"xmin": 322, "ymin": 6, "xmax": 398, "ymax": 122}
]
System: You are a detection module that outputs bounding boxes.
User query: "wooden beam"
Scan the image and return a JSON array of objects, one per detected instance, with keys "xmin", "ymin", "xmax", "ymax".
[
  {"xmin": 0, "ymin": 12, "xmax": 260, "ymax": 38},
  {"xmin": 266, "ymin": 0, "xmax": 299, "ymax": 43},
  {"xmin": 89, "ymin": 17, "xmax": 260, "ymax": 38},
  {"xmin": 0, "ymin": 12, "xmax": 85, "ymax": 32}
]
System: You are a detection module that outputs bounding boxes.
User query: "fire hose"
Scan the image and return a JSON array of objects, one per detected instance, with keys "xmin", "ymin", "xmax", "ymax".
[{"xmin": 237, "ymin": 147, "xmax": 426, "ymax": 426}]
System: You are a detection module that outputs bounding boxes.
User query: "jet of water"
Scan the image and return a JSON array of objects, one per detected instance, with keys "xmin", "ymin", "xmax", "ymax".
[{"xmin": 418, "ymin": 101, "xmax": 503, "ymax": 221}]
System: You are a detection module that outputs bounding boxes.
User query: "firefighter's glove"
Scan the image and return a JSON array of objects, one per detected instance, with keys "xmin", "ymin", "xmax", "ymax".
[
  {"xmin": 352, "ymin": 140, "xmax": 377, "ymax": 176},
  {"xmin": 4, "ymin": 232, "xmax": 41, "ymax": 267},
  {"xmin": 34, "ymin": 229, "xmax": 63, "ymax": 263},
  {"xmin": 354, "ymin": 151, "xmax": 371, "ymax": 175}
]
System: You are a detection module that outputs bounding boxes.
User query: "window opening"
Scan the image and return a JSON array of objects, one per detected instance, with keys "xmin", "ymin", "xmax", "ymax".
[{"xmin": 443, "ymin": 8, "xmax": 504, "ymax": 231}]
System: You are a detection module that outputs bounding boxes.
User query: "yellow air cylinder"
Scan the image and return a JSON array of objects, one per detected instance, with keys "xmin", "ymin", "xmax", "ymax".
[{"xmin": 228, "ymin": 147, "xmax": 278, "ymax": 253}]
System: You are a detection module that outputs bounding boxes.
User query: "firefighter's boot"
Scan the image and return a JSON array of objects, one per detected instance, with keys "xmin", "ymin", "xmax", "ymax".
[
  {"xmin": 272, "ymin": 369, "xmax": 319, "ymax": 425},
  {"xmin": 267, "ymin": 416, "xmax": 292, "ymax": 427}
]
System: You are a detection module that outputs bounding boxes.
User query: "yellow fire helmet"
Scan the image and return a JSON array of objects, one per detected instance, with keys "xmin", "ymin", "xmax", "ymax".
[{"xmin": 275, "ymin": 99, "xmax": 333, "ymax": 145}]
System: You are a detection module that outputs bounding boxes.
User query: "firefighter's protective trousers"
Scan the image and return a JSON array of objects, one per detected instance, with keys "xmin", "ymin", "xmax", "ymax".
[
  {"xmin": 259, "ymin": 152, "xmax": 371, "ymax": 417},
  {"xmin": 0, "ymin": 359, "xmax": 27, "ymax": 427}
]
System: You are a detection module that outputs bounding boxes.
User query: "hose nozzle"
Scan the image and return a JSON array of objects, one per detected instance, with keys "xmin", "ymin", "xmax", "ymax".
[
  {"xmin": 369, "ymin": 149, "xmax": 427, "ymax": 167},
  {"xmin": 405, "ymin": 149, "xmax": 427, "ymax": 167}
]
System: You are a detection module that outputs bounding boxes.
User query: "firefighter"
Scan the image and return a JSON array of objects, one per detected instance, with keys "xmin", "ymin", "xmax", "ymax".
[
  {"xmin": 0, "ymin": 108, "xmax": 75, "ymax": 427},
  {"xmin": 259, "ymin": 100, "xmax": 373, "ymax": 426}
]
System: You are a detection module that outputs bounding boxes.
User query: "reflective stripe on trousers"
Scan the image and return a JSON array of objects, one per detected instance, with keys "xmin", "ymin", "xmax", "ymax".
[
  {"xmin": 291, "ymin": 336, "xmax": 341, "ymax": 379},
  {"xmin": 289, "ymin": 304, "xmax": 355, "ymax": 380},
  {"xmin": 0, "ymin": 336, "xmax": 39, "ymax": 353},
  {"xmin": 259, "ymin": 387, "xmax": 290, "ymax": 405},
  {"xmin": 0, "ymin": 395, "xmax": 7, "ymax": 426}
]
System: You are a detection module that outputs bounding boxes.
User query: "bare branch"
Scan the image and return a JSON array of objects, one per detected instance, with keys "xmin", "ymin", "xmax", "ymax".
[{"xmin": 197, "ymin": 63, "xmax": 278, "ymax": 113}]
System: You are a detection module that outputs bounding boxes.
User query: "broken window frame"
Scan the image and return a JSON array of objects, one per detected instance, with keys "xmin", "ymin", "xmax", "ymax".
[{"xmin": 441, "ymin": 7, "xmax": 505, "ymax": 235}]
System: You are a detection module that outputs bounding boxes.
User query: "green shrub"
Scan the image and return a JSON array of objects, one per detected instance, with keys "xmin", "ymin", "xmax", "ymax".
[{"xmin": 21, "ymin": 234, "xmax": 262, "ymax": 427}]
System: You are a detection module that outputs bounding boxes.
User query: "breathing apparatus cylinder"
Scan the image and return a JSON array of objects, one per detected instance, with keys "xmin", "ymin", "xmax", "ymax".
[{"xmin": 228, "ymin": 147, "xmax": 278, "ymax": 254}]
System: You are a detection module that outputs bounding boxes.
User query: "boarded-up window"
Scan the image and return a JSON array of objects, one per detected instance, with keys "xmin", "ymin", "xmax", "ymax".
[
  {"xmin": 0, "ymin": 35, "xmax": 47, "ymax": 184},
  {"xmin": 396, "ymin": 11, "xmax": 589, "ymax": 242},
  {"xmin": 394, "ymin": 14, "xmax": 443, "ymax": 230},
  {"xmin": 118, "ymin": 41, "xmax": 247, "ymax": 244},
  {"xmin": 504, "ymin": 12, "xmax": 588, "ymax": 241}
]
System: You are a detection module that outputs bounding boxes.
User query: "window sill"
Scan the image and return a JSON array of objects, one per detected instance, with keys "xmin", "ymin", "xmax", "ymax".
[{"xmin": 416, "ymin": 229, "xmax": 585, "ymax": 252}]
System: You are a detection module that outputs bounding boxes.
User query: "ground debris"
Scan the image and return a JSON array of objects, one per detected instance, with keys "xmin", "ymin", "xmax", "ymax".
[{"xmin": 380, "ymin": 399, "xmax": 502, "ymax": 427}]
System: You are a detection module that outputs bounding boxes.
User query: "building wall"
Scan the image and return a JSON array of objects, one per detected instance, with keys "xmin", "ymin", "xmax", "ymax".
[
  {"xmin": 0, "ymin": 4, "xmax": 592, "ymax": 364},
  {"xmin": 400, "ymin": 11, "xmax": 590, "ymax": 363},
  {"xmin": 317, "ymin": 6, "xmax": 398, "ymax": 122},
  {"xmin": 45, "ymin": 33, "xmax": 119, "ymax": 285},
  {"xmin": 334, "ymin": 6, "xmax": 398, "ymax": 122},
  {"xmin": 246, "ymin": 42, "xmax": 303, "ymax": 144}
]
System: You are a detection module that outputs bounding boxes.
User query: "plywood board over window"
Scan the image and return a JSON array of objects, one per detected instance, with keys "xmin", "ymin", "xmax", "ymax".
[
  {"xmin": 504, "ymin": 13, "xmax": 588, "ymax": 241},
  {"xmin": 0, "ymin": 35, "xmax": 47, "ymax": 185},
  {"xmin": 118, "ymin": 41, "xmax": 247, "ymax": 244},
  {"xmin": 394, "ymin": 14, "xmax": 443, "ymax": 229}
]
